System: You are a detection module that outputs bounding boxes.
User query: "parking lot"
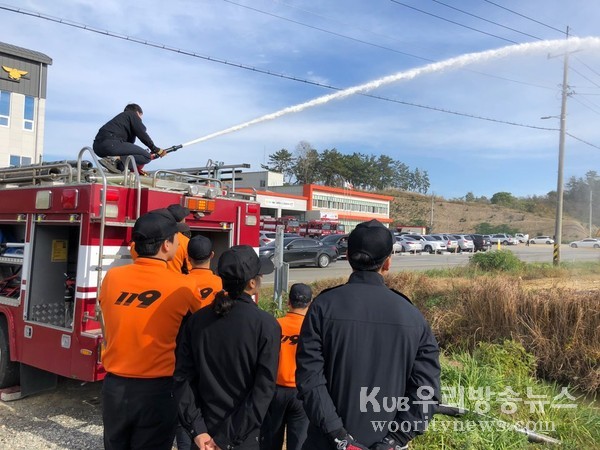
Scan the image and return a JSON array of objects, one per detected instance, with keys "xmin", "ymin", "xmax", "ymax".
[{"xmin": 262, "ymin": 244, "xmax": 600, "ymax": 284}]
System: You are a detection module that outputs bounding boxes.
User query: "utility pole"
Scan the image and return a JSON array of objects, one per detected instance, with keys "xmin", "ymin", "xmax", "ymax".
[
  {"xmin": 553, "ymin": 26, "xmax": 570, "ymax": 266},
  {"xmin": 590, "ymin": 184, "xmax": 593, "ymax": 238}
]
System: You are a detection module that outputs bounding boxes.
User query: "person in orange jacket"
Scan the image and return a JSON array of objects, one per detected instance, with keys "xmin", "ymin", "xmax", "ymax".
[
  {"xmin": 186, "ymin": 235, "xmax": 222, "ymax": 309},
  {"xmin": 100, "ymin": 210, "xmax": 202, "ymax": 450},
  {"xmin": 261, "ymin": 283, "xmax": 313, "ymax": 450},
  {"xmin": 130, "ymin": 204, "xmax": 191, "ymax": 274}
]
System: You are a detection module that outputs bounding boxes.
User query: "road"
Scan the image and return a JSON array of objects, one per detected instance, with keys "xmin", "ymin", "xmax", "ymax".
[{"xmin": 262, "ymin": 244, "xmax": 600, "ymax": 285}]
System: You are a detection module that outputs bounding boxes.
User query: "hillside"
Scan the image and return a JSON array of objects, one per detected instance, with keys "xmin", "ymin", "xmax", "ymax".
[{"xmin": 385, "ymin": 190, "xmax": 590, "ymax": 242}]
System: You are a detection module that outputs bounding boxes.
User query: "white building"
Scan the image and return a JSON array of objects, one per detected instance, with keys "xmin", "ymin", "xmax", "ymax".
[{"xmin": 0, "ymin": 42, "xmax": 52, "ymax": 167}]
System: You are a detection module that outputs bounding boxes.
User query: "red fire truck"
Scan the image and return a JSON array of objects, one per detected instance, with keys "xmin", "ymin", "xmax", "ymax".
[
  {"xmin": 0, "ymin": 149, "xmax": 260, "ymax": 399},
  {"xmin": 259, "ymin": 215, "xmax": 301, "ymax": 234},
  {"xmin": 301, "ymin": 219, "xmax": 346, "ymax": 238}
]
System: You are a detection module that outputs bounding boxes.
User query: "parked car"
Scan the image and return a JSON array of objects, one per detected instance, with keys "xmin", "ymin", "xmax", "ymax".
[
  {"xmin": 412, "ymin": 235, "xmax": 447, "ymax": 254},
  {"xmin": 259, "ymin": 237, "xmax": 338, "ymax": 268},
  {"xmin": 259, "ymin": 231, "xmax": 300, "ymax": 246},
  {"xmin": 451, "ymin": 234, "xmax": 475, "ymax": 252},
  {"xmin": 320, "ymin": 233, "xmax": 349, "ymax": 258},
  {"xmin": 392, "ymin": 235, "xmax": 422, "ymax": 254},
  {"xmin": 469, "ymin": 234, "xmax": 491, "ymax": 252},
  {"xmin": 489, "ymin": 233, "xmax": 518, "ymax": 245},
  {"xmin": 515, "ymin": 233, "xmax": 529, "ymax": 243},
  {"xmin": 529, "ymin": 236, "xmax": 554, "ymax": 245},
  {"xmin": 569, "ymin": 238, "xmax": 600, "ymax": 248},
  {"xmin": 429, "ymin": 234, "xmax": 459, "ymax": 253}
]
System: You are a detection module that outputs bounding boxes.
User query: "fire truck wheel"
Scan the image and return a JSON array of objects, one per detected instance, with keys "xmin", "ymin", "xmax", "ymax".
[
  {"xmin": 317, "ymin": 254, "xmax": 330, "ymax": 268},
  {"xmin": 0, "ymin": 317, "xmax": 20, "ymax": 388}
]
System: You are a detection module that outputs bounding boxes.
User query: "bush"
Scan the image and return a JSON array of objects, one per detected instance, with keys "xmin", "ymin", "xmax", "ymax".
[{"xmin": 469, "ymin": 250, "xmax": 524, "ymax": 272}]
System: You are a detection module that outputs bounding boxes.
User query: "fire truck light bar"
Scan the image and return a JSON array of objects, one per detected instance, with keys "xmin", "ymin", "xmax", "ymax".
[{"xmin": 186, "ymin": 198, "xmax": 216, "ymax": 213}]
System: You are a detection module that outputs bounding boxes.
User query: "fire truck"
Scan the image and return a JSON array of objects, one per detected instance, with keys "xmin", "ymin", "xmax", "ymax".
[
  {"xmin": 0, "ymin": 149, "xmax": 260, "ymax": 399},
  {"xmin": 259, "ymin": 215, "xmax": 301, "ymax": 234},
  {"xmin": 301, "ymin": 219, "xmax": 346, "ymax": 238}
]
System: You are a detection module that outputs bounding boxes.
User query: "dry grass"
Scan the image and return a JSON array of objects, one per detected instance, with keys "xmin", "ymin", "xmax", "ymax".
[{"xmin": 310, "ymin": 273, "xmax": 600, "ymax": 393}]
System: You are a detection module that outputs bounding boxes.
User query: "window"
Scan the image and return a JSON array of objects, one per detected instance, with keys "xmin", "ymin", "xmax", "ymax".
[
  {"xmin": 24, "ymin": 96, "xmax": 34, "ymax": 131},
  {"xmin": 9, "ymin": 155, "xmax": 31, "ymax": 167},
  {"xmin": 0, "ymin": 90, "xmax": 10, "ymax": 126}
]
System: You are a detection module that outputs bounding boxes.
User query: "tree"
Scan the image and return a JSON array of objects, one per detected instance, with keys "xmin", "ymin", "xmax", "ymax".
[
  {"xmin": 490, "ymin": 192, "xmax": 516, "ymax": 207},
  {"xmin": 293, "ymin": 141, "xmax": 320, "ymax": 185},
  {"xmin": 318, "ymin": 148, "xmax": 347, "ymax": 187},
  {"xmin": 465, "ymin": 192, "xmax": 475, "ymax": 202},
  {"xmin": 261, "ymin": 148, "xmax": 295, "ymax": 183}
]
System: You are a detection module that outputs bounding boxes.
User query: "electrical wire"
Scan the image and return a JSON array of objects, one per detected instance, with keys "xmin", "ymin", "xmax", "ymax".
[
  {"xmin": 571, "ymin": 94, "xmax": 600, "ymax": 116},
  {"xmin": 429, "ymin": 0, "xmax": 543, "ymax": 40},
  {"xmin": 570, "ymin": 67, "xmax": 600, "ymax": 89},
  {"xmin": 481, "ymin": 0, "xmax": 566, "ymax": 35},
  {"xmin": 389, "ymin": 0, "xmax": 519, "ymax": 44},
  {"xmin": 2, "ymin": 3, "xmax": 599, "ymax": 151},
  {"xmin": 220, "ymin": 0, "xmax": 427, "ymax": 60}
]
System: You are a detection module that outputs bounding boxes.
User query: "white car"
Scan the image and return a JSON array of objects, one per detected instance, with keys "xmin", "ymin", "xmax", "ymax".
[
  {"xmin": 569, "ymin": 238, "xmax": 600, "ymax": 248},
  {"xmin": 515, "ymin": 233, "xmax": 529, "ymax": 243},
  {"xmin": 394, "ymin": 236, "xmax": 422, "ymax": 254},
  {"xmin": 489, "ymin": 234, "xmax": 518, "ymax": 245},
  {"xmin": 529, "ymin": 236, "xmax": 554, "ymax": 245},
  {"xmin": 451, "ymin": 234, "xmax": 475, "ymax": 252},
  {"xmin": 416, "ymin": 235, "xmax": 447, "ymax": 254}
]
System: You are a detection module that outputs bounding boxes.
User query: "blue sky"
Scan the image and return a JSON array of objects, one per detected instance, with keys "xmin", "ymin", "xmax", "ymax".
[{"xmin": 3, "ymin": 0, "xmax": 600, "ymax": 198}]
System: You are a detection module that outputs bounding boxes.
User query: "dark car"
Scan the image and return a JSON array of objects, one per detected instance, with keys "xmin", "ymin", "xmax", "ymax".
[
  {"xmin": 259, "ymin": 237, "xmax": 338, "ymax": 268},
  {"xmin": 470, "ymin": 234, "xmax": 491, "ymax": 252},
  {"xmin": 320, "ymin": 233, "xmax": 349, "ymax": 259}
]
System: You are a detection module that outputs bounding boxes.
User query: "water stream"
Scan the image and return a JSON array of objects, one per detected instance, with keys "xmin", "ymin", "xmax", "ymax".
[{"xmin": 182, "ymin": 37, "xmax": 600, "ymax": 148}]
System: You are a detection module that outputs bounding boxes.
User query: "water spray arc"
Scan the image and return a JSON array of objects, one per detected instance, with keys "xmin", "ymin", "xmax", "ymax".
[{"xmin": 165, "ymin": 36, "xmax": 600, "ymax": 153}]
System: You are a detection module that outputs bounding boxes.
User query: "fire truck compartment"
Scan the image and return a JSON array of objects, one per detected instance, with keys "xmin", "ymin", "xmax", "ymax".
[
  {"xmin": 27, "ymin": 223, "xmax": 79, "ymax": 328},
  {"xmin": 0, "ymin": 224, "xmax": 26, "ymax": 302}
]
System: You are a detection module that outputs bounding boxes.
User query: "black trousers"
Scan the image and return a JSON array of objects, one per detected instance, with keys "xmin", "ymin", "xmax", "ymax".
[
  {"xmin": 93, "ymin": 139, "xmax": 152, "ymax": 166},
  {"xmin": 102, "ymin": 373, "xmax": 178, "ymax": 450},
  {"xmin": 261, "ymin": 386, "xmax": 308, "ymax": 450}
]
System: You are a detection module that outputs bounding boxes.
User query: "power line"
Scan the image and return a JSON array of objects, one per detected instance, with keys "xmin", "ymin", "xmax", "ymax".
[
  {"xmin": 567, "ymin": 132, "xmax": 600, "ymax": 151},
  {"xmin": 574, "ymin": 56, "xmax": 600, "ymax": 78},
  {"xmin": 389, "ymin": 0, "xmax": 519, "ymax": 44},
  {"xmin": 429, "ymin": 0, "xmax": 543, "ymax": 40},
  {"xmin": 570, "ymin": 66, "xmax": 600, "ymax": 88},
  {"xmin": 2, "ymin": 3, "xmax": 599, "ymax": 151},
  {"xmin": 219, "ymin": 0, "xmax": 428, "ymax": 61},
  {"xmin": 481, "ymin": 0, "xmax": 566, "ymax": 35},
  {"xmin": 571, "ymin": 94, "xmax": 600, "ymax": 116}
]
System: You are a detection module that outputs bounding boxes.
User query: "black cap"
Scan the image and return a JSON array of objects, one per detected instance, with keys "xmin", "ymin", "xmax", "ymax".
[
  {"xmin": 218, "ymin": 245, "xmax": 274, "ymax": 283},
  {"xmin": 289, "ymin": 283, "xmax": 313, "ymax": 307},
  {"xmin": 150, "ymin": 208, "xmax": 189, "ymax": 233},
  {"xmin": 167, "ymin": 204, "xmax": 190, "ymax": 222},
  {"xmin": 132, "ymin": 211, "xmax": 180, "ymax": 244},
  {"xmin": 188, "ymin": 235, "xmax": 213, "ymax": 261},
  {"xmin": 348, "ymin": 219, "xmax": 393, "ymax": 270}
]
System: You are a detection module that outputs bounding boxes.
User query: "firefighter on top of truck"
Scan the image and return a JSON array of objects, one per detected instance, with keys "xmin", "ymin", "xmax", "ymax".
[
  {"xmin": 93, "ymin": 103, "xmax": 166, "ymax": 175},
  {"xmin": 99, "ymin": 211, "xmax": 203, "ymax": 450}
]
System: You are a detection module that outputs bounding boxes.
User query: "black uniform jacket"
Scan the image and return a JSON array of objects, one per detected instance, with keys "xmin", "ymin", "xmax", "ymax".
[
  {"xmin": 94, "ymin": 110, "xmax": 158, "ymax": 151},
  {"xmin": 296, "ymin": 271, "xmax": 441, "ymax": 449},
  {"xmin": 174, "ymin": 293, "xmax": 281, "ymax": 449}
]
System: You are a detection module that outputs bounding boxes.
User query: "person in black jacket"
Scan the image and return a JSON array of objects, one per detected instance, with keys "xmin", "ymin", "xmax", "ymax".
[
  {"xmin": 296, "ymin": 220, "xmax": 441, "ymax": 450},
  {"xmin": 93, "ymin": 103, "xmax": 165, "ymax": 175},
  {"xmin": 175, "ymin": 245, "xmax": 281, "ymax": 450}
]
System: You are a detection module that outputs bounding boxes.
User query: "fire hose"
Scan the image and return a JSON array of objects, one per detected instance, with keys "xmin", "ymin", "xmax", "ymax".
[{"xmin": 435, "ymin": 404, "xmax": 561, "ymax": 445}]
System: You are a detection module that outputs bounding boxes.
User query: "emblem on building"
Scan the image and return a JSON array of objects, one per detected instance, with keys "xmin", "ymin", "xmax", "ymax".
[{"xmin": 2, "ymin": 66, "xmax": 28, "ymax": 81}]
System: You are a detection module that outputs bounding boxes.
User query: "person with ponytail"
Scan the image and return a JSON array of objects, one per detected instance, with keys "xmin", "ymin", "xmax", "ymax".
[{"xmin": 175, "ymin": 245, "xmax": 280, "ymax": 450}]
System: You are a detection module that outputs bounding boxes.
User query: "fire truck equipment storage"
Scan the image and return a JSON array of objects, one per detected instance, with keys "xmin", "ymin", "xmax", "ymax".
[{"xmin": 0, "ymin": 148, "xmax": 260, "ymax": 399}]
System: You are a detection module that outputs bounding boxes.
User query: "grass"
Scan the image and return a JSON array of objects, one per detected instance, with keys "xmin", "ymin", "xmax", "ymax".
[
  {"xmin": 257, "ymin": 264, "xmax": 600, "ymax": 448},
  {"xmin": 411, "ymin": 342, "xmax": 600, "ymax": 449}
]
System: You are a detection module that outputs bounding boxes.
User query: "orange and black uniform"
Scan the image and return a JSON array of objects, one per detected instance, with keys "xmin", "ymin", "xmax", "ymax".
[
  {"xmin": 261, "ymin": 312, "xmax": 309, "ymax": 450},
  {"xmin": 188, "ymin": 267, "xmax": 222, "ymax": 309},
  {"xmin": 100, "ymin": 257, "xmax": 202, "ymax": 450},
  {"xmin": 130, "ymin": 231, "xmax": 190, "ymax": 274}
]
